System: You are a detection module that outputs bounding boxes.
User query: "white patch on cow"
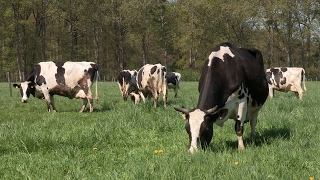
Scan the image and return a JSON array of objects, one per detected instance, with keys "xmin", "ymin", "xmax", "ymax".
[
  {"xmin": 188, "ymin": 109, "xmax": 206, "ymax": 153},
  {"xmin": 20, "ymin": 82, "xmax": 30, "ymax": 102},
  {"xmin": 207, "ymin": 46, "xmax": 235, "ymax": 66},
  {"xmin": 39, "ymin": 62, "xmax": 58, "ymax": 86}
]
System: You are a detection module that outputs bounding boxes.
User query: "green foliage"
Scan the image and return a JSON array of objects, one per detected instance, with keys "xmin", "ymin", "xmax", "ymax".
[
  {"xmin": 0, "ymin": 81, "xmax": 319, "ymax": 179},
  {"xmin": 178, "ymin": 69, "xmax": 201, "ymax": 81},
  {"xmin": 1, "ymin": 0, "xmax": 320, "ymax": 81}
]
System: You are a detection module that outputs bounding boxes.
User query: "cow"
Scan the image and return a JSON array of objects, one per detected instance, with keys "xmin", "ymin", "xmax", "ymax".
[
  {"xmin": 174, "ymin": 42, "xmax": 269, "ymax": 154},
  {"xmin": 136, "ymin": 63, "xmax": 167, "ymax": 107},
  {"xmin": 265, "ymin": 67, "xmax": 307, "ymax": 99},
  {"xmin": 13, "ymin": 61, "xmax": 98, "ymax": 112},
  {"xmin": 117, "ymin": 70, "xmax": 138, "ymax": 102},
  {"xmin": 166, "ymin": 72, "xmax": 181, "ymax": 98}
]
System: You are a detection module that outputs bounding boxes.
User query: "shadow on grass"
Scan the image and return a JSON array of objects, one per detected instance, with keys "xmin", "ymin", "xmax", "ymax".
[{"xmin": 207, "ymin": 126, "xmax": 291, "ymax": 152}]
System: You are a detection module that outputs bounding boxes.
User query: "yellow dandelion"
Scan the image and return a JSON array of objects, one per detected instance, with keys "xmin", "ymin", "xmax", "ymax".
[
  {"xmin": 159, "ymin": 149, "xmax": 164, "ymax": 153},
  {"xmin": 310, "ymin": 177, "xmax": 314, "ymax": 180},
  {"xmin": 234, "ymin": 161, "xmax": 239, "ymax": 165},
  {"xmin": 154, "ymin": 150, "xmax": 159, "ymax": 153},
  {"xmin": 93, "ymin": 147, "xmax": 98, "ymax": 150}
]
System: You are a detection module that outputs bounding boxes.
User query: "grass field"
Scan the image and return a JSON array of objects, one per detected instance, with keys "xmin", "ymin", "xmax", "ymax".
[{"xmin": 0, "ymin": 81, "xmax": 319, "ymax": 179}]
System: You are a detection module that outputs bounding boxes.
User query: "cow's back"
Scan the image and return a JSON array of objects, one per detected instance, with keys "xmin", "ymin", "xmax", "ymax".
[{"xmin": 33, "ymin": 61, "xmax": 97, "ymax": 89}]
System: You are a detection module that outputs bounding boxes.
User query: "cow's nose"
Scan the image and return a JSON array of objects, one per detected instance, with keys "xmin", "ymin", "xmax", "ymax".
[{"xmin": 22, "ymin": 99, "xmax": 28, "ymax": 103}]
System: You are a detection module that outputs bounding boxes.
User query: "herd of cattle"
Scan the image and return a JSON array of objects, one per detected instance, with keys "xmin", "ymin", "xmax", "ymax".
[{"xmin": 13, "ymin": 42, "xmax": 307, "ymax": 154}]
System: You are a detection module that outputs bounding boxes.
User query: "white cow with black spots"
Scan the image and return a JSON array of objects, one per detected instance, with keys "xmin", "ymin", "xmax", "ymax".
[
  {"xmin": 136, "ymin": 64, "xmax": 167, "ymax": 108},
  {"xmin": 13, "ymin": 61, "xmax": 98, "ymax": 112}
]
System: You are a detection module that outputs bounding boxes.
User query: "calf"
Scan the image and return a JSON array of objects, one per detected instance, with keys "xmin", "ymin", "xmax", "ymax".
[
  {"xmin": 166, "ymin": 72, "xmax": 181, "ymax": 98},
  {"xmin": 265, "ymin": 67, "xmax": 307, "ymax": 99},
  {"xmin": 13, "ymin": 61, "xmax": 98, "ymax": 112},
  {"xmin": 136, "ymin": 64, "xmax": 167, "ymax": 107}
]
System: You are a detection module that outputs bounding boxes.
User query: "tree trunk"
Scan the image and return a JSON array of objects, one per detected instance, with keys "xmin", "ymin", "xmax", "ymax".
[
  {"xmin": 160, "ymin": 7, "xmax": 168, "ymax": 69},
  {"xmin": 41, "ymin": 0, "xmax": 46, "ymax": 62},
  {"xmin": 12, "ymin": 3, "xmax": 23, "ymax": 81},
  {"xmin": 93, "ymin": 25, "xmax": 99, "ymax": 65},
  {"xmin": 141, "ymin": 31, "xmax": 147, "ymax": 66}
]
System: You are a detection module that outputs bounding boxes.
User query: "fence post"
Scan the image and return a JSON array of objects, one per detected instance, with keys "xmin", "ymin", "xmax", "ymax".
[{"xmin": 7, "ymin": 72, "xmax": 12, "ymax": 97}]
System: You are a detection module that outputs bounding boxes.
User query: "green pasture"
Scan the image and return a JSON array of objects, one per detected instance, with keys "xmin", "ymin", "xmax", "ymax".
[{"xmin": 0, "ymin": 81, "xmax": 319, "ymax": 179}]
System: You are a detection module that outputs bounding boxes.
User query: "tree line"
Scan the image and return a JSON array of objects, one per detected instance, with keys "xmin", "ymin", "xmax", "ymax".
[{"xmin": 1, "ymin": 0, "xmax": 320, "ymax": 82}]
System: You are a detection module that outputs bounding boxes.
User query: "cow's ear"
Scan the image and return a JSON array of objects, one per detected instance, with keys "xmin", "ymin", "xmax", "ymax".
[
  {"xmin": 30, "ymin": 81, "xmax": 36, "ymax": 88},
  {"xmin": 206, "ymin": 107, "xmax": 228, "ymax": 121},
  {"xmin": 217, "ymin": 108, "xmax": 228, "ymax": 120},
  {"xmin": 13, "ymin": 84, "xmax": 20, "ymax": 89}
]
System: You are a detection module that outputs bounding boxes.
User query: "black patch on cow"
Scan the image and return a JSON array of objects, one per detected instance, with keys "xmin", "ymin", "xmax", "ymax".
[
  {"xmin": 36, "ymin": 75, "xmax": 46, "ymax": 86},
  {"xmin": 269, "ymin": 68, "xmax": 283, "ymax": 87},
  {"xmin": 55, "ymin": 62, "xmax": 66, "ymax": 85},
  {"xmin": 118, "ymin": 71, "xmax": 132, "ymax": 86},
  {"xmin": 280, "ymin": 77, "xmax": 286, "ymax": 85},
  {"xmin": 234, "ymin": 120, "xmax": 243, "ymax": 136},
  {"xmin": 161, "ymin": 66, "xmax": 167, "ymax": 73},
  {"xmin": 150, "ymin": 66, "xmax": 157, "ymax": 74},
  {"xmin": 88, "ymin": 63, "xmax": 98, "ymax": 82},
  {"xmin": 166, "ymin": 72, "xmax": 177, "ymax": 86},
  {"xmin": 281, "ymin": 67, "xmax": 287, "ymax": 72},
  {"xmin": 137, "ymin": 67, "xmax": 144, "ymax": 88},
  {"xmin": 26, "ymin": 64, "xmax": 41, "ymax": 82}
]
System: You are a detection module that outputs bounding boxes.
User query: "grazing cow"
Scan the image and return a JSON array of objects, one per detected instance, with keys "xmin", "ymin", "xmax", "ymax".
[
  {"xmin": 174, "ymin": 42, "xmax": 268, "ymax": 154},
  {"xmin": 265, "ymin": 67, "xmax": 307, "ymax": 99},
  {"xmin": 13, "ymin": 61, "xmax": 98, "ymax": 112},
  {"xmin": 136, "ymin": 64, "xmax": 167, "ymax": 107},
  {"xmin": 117, "ymin": 70, "xmax": 138, "ymax": 102},
  {"xmin": 166, "ymin": 72, "xmax": 181, "ymax": 98}
]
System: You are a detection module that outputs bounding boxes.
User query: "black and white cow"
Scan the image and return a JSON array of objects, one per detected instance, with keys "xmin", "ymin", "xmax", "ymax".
[
  {"xmin": 117, "ymin": 70, "xmax": 138, "ymax": 102},
  {"xmin": 174, "ymin": 42, "xmax": 269, "ymax": 154},
  {"xmin": 13, "ymin": 61, "xmax": 98, "ymax": 112},
  {"xmin": 265, "ymin": 67, "xmax": 307, "ymax": 99},
  {"xmin": 136, "ymin": 64, "xmax": 167, "ymax": 107},
  {"xmin": 166, "ymin": 72, "xmax": 181, "ymax": 98}
]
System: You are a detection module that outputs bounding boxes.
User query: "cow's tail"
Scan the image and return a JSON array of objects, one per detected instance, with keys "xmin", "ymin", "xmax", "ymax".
[
  {"xmin": 95, "ymin": 71, "xmax": 99, "ymax": 103},
  {"xmin": 303, "ymin": 70, "xmax": 307, "ymax": 91}
]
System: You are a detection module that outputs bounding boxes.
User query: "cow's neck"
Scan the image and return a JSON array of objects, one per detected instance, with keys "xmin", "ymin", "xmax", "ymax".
[{"xmin": 196, "ymin": 71, "xmax": 222, "ymax": 111}]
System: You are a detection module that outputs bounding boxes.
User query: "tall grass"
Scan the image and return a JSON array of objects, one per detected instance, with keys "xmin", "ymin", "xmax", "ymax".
[{"xmin": 0, "ymin": 81, "xmax": 319, "ymax": 179}]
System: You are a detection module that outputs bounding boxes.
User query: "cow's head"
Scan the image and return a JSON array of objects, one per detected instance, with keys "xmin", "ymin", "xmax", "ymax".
[
  {"xmin": 117, "ymin": 70, "xmax": 137, "ymax": 101},
  {"xmin": 13, "ymin": 81, "xmax": 36, "ymax": 103},
  {"xmin": 174, "ymin": 106, "xmax": 228, "ymax": 154}
]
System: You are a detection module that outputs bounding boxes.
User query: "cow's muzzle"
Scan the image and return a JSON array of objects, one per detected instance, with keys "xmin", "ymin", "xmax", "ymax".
[{"xmin": 22, "ymin": 99, "xmax": 28, "ymax": 103}]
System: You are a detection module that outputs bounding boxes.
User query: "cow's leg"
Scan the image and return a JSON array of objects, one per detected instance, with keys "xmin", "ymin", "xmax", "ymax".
[
  {"xmin": 153, "ymin": 91, "xmax": 158, "ymax": 108},
  {"xmin": 249, "ymin": 112, "xmax": 259, "ymax": 142},
  {"xmin": 79, "ymin": 98, "xmax": 88, "ymax": 113},
  {"xmin": 174, "ymin": 86, "xmax": 178, "ymax": 98},
  {"xmin": 290, "ymin": 85, "xmax": 303, "ymax": 99},
  {"xmin": 42, "ymin": 89, "xmax": 52, "ymax": 112},
  {"xmin": 50, "ymin": 95, "xmax": 57, "ymax": 112},
  {"xmin": 268, "ymin": 87, "xmax": 274, "ymax": 98},
  {"xmin": 139, "ymin": 92, "xmax": 146, "ymax": 103},
  {"xmin": 235, "ymin": 99, "xmax": 247, "ymax": 150},
  {"xmin": 174, "ymin": 81, "xmax": 179, "ymax": 98},
  {"xmin": 88, "ymin": 98, "xmax": 94, "ymax": 112},
  {"xmin": 163, "ymin": 87, "xmax": 167, "ymax": 108}
]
